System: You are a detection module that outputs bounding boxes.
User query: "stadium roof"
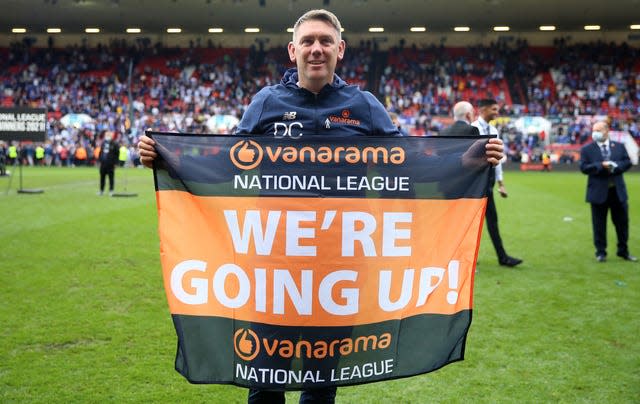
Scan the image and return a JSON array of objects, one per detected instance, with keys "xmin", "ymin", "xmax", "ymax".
[{"xmin": 3, "ymin": 0, "xmax": 640, "ymax": 35}]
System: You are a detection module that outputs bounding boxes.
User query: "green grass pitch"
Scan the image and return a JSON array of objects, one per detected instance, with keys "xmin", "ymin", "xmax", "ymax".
[{"xmin": 1, "ymin": 166, "xmax": 638, "ymax": 403}]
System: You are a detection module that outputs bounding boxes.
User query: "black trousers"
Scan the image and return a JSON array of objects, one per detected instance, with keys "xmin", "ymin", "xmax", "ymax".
[
  {"xmin": 590, "ymin": 187, "xmax": 629, "ymax": 257},
  {"xmin": 247, "ymin": 387, "xmax": 337, "ymax": 404},
  {"xmin": 99, "ymin": 165, "xmax": 115, "ymax": 192},
  {"xmin": 245, "ymin": 322, "xmax": 347, "ymax": 404},
  {"xmin": 485, "ymin": 190, "xmax": 507, "ymax": 261}
]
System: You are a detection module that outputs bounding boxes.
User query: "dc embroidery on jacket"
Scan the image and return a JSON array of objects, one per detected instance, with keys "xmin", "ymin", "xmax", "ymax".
[{"xmin": 273, "ymin": 121, "xmax": 303, "ymax": 138}]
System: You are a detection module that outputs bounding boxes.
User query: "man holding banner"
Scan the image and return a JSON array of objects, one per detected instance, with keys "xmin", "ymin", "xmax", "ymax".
[{"xmin": 139, "ymin": 9, "xmax": 504, "ymax": 404}]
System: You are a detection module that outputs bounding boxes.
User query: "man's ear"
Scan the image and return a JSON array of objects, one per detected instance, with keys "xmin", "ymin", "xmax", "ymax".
[
  {"xmin": 337, "ymin": 40, "xmax": 346, "ymax": 61},
  {"xmin": 287, "ymin": 42, "xmax": 296, "ymax": 62}
]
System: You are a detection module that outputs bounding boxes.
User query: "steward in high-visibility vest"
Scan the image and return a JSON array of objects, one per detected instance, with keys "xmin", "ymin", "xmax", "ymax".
[
  {"xmin": 75, "ymin": 145, "xmax": 88, "ymax": 166},
  {"xmin": 118, "ymin": 145, "xmax": 128, "ymax": 167},
  {"xmin": 8, "ymin": 144, "xmax": 18, "ymax": 165},
  {"xmin": 35, "ymin": 145, "xmax": 45, "ymax": 165},
  {"xmin": 542, "ymin": 152, "xmax": 551, "ymax": 172}
]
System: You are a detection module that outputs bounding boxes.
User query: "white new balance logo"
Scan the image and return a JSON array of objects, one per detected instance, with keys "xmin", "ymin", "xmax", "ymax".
[{"xmin": 283, "ymin": 111, "xmax": 297, "ymax": 120}]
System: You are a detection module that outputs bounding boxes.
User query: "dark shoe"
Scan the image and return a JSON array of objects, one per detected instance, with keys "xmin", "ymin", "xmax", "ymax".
[
  {"xmin": 596, "ymin": 254, "xmax": 606, "ymax": 262},
  {"xmin": 499, "ymin": 255, "xmax": 523, "ymax": 267},
  {"xmin": 617, "ymin": 253, "xmax": 638, "ymax": 262}
]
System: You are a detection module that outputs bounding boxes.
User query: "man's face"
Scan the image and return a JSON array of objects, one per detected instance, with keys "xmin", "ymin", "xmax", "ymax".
[
  {"xmin": 592, "ymin": 122, "xmax": 609, "ymax": 140},
  {"xmin": 288, "ymin": 19, "xmax": 345, "ymax": 92},
  {"xmin": 482, "ymin": 104, "xmax": 499, "ymax": 121}
]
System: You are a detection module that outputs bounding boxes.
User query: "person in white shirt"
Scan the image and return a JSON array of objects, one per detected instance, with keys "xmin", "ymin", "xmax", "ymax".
[{"xmin": 472, "ymin": 99, "xmax": 523, "ymax": 267}]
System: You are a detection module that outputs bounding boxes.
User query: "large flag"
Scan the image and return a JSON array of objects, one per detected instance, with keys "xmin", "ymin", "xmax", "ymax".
[{"xmin": 150, "ymin": 131, "xmax": 490, "ymax": 390}]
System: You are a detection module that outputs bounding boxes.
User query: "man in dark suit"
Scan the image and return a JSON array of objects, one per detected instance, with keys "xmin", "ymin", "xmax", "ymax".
[
  {"xmin": 580, "ymin": 121, "xmax": 636, "ymax": 262},
  {"xmin": 440, "ymin": 101, "xmax": 480, "ymax": 137}
]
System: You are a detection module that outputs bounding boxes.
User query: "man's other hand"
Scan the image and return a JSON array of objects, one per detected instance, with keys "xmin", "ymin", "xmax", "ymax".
[
  {"xmin": 462, "ymin": 137, "xmax": 505, "ymax": 169},
  {"xmin": 138, "ymin": 134, "xmax": 157, "ymax": 169},
  {"xmin": 485, "ymin": 138, "xmax": 505, "ymax": 166}
]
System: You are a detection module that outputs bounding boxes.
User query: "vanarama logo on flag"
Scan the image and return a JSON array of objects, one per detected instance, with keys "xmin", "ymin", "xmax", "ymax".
[
  {"xmin": 228, "ymin": 138, "xmax": 405, "ymax": 170},
  {"xmin": 150, "ymin": 131, "xmax": 491, "ymax": 390}
]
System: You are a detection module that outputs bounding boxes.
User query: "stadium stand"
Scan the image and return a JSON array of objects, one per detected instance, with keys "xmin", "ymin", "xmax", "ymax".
[{"xmin": 1, "ymin": 37, "xmax": 638, "ymax": 168}]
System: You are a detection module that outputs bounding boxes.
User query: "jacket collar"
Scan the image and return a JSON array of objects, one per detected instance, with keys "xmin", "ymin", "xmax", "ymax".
[{"xmin": 281, "ymin": 68, "xmax": 348, "ymax": 93}]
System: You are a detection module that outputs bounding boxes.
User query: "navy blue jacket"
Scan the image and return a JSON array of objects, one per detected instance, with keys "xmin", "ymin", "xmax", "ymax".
[
  {"xmin": 236, "ymin": 69, "xmax": 399, "ymax": 138},
  {"xmin": 580, "ymin": 140, "xmax": 631, "ymax": 204}
]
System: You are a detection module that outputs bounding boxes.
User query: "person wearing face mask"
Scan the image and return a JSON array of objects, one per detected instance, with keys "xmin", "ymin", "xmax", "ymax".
[{"xmin": 580, "ymin": 121, "xmax": 636, "ymax": 262}]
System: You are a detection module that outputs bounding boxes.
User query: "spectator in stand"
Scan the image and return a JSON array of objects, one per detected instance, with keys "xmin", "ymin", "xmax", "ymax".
[
  {"xmin": 57, "ymin": 143, "xmax": 68, "ymax": 167},
  {"xmin": 23, "ymin": 143, "xmax": 34, "ymax": 166},
  {"xmin": 44, "ymin": 141, "xmax": 53, "ymax": 166}
]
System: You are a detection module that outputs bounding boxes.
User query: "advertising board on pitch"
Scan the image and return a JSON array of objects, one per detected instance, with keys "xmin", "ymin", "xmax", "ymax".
[{"xmin": 0, "ymin": 107, "xmax": 47, "ymax": 142}]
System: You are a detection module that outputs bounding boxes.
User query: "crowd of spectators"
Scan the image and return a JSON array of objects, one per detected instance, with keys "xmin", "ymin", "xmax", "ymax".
[
  {"xmin": 379, "ymin": 40, "xmax": 517, "ymax": 136},
  {"xmin": 1, "ymin": 36, "xmax": 638, "ymax": 168},
  {"xmin": 518, "ymin": 39, "xmax": 640, "ymax": 135}
]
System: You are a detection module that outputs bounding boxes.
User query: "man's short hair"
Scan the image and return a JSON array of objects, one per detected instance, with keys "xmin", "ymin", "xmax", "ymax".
[
  {"xmin": 293, "ymin": 9, "xmax": 342, "ymax": 41},
  {"xmin": 478, "ymin": 99, "xmax": 498, "ymax": 108}
]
